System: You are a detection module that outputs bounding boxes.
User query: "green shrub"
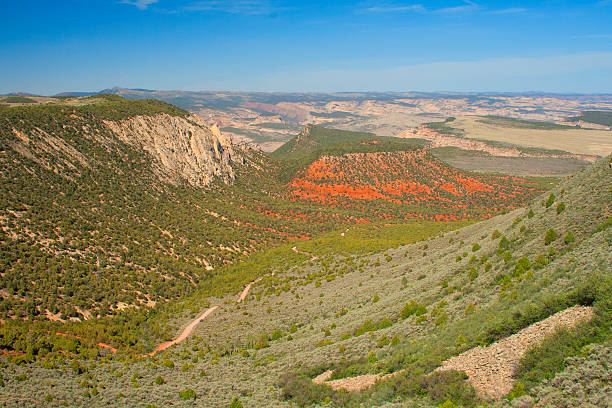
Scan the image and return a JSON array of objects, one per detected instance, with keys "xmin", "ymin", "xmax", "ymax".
[
  {"xmin": 155, "ymin": 376, "xmax": 165, "ymax": 385},
  {"xmin": 499, "ymin": 236, "xmax": 510, "ymax": 249},
  {"xmin": 229, "ymin": 397, "xmax": 243, "ymax": 408},
  {"xmin": 595, "ymin": 216, "xmax": 612, "ymax": 232},
  {"xmin": 556, "ymin": 202, "xmax": 565, "ymax": 214},
  {"xmin": 527, "ymin": 209, "xmax": 534, "ymax": 219},
  {"xmin": 544, "ymin": 229, "xmax": 558, "ymax": 245},
  {"xmin": 418, "ymin": 370, "xmax": 477, "ymax": 406},
  {"xmin": 491, "ymin": 230, "xmax": 501, "ymax": 240},
  {"xmin": 271, "ymin": 327, "xmax": 284, "ymax": 341},
  {"xmin": 401, "ymin": 300, "xmax": 427, "ymax": 319},
  {"xmin": 354, "ymin": 319, "xmax": 377, "ymax": 337},
  {"xmin": 564, "ymin": 230, "xmax": 575, "ymax": 245},
  {"xmin": 179, "ymin": 388, "xmax": 196, "ymax": 400},
  {"xmin": 533, "ymin": 254, "xmax": 548, "ymax": 270},
  {"xmin": 278, "ymin": 373, "xmax": 335, "ymax": 407},
  {"xmin": 468, "ymin": 268, "xmax": 478, "ymax": 281},
  {"xmin": 482, "ymin": 274, "xmax": 608, "ymax": 345},
  {"xmin": 546, "ymin": 193, "xmax": 555, "ymax": 208},
  {"xmin": 378, "ymin": 317, "xmax": 392, "ymax": 329},
  {"xmin": 377, "ymin": 334, "xmax": 390, "ymax": 348},
  {"xmin": 513, "ymin": 257, "xmax": 531, "ymax": 277},
  {"xmin": 161, "ymin": 359, "xmax": 174, "ymax": 368},
  {"xmin": 471, "ymin": 243, "xmax": 481, "ymax": 252},
  {"xmin": 506, "ymin": 381, "xmax": 527, "ymax": 400},
  {"xmin": 315, "ymin": 339, "xmax": 333, "ymax": 348},
  {"xmin": 253, "ymin": 333, "xmax": 270, "ymax": 350},
  {"xmin": 464, "ymin": 303, "xmax": 475, "ymax": 315}
]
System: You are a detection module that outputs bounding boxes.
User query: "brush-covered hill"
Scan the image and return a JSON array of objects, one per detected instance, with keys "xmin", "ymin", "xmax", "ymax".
[
  {"xmin": 568, "ymin": 110, "xmax": 612, "ymax": 127},
  {"xmin": 0, "ymin": 95, "xmax": 296, "ymax": 322},
  {"xmin": 275, "ymin": 125, "xmax": 553, "ymax": 222},
  {"xmin": 0, "ymin": 148, "xmax": 608, "ymax": 406}
]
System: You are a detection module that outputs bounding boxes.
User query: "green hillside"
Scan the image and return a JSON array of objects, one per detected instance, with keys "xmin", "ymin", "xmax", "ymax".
[
  {"xmin": 569, "ymin": 110, "xmax": 612, "ymax": 126},
  {"xmin": 0, "ymin": 97, "xmax": 311, "ymax": 324},
  {"xmin": 271, "ymin": 124, "xmax": 428, "ymax": 181},
  {"xmin": 272, "ymin": 124, "xmax": 427, "ymax": 159}
]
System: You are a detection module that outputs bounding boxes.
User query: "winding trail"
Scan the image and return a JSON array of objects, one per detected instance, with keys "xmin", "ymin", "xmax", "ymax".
[
  {"xmin": 147, "ymin": 305, "xmax": 219, "ymax": 357},
  {"xmin": 238, "ymin": 277, "xmax": 262, "ymax": 303},
  {"xmin": 146, "ymin": 276, "xmax": 263, "ymax": 356},
  {"xmin": 292, "ymin": 246, "xmax": 319, "ymax": 261}
]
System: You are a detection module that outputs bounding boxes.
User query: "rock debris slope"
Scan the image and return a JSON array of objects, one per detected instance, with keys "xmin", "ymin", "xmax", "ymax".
[{"xmin": 436, "ymin": 305, "xmax": 595, "ymax": 399}]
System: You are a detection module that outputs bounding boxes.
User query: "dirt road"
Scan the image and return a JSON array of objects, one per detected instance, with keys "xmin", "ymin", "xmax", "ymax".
[{"xmin": 147, "ymin": 305, "xmax": 219, "ymax": 357}]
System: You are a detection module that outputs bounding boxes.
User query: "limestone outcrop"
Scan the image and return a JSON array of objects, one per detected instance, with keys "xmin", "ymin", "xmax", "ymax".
[{"xmin": 104, "ymin": 113, "xmax": 237, "ymax": 187}]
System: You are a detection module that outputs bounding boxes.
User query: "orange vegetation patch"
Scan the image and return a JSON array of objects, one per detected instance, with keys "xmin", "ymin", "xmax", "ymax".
[{"xmin": 286, "ymin": 150, "xmax": 545, "ymax": 222}]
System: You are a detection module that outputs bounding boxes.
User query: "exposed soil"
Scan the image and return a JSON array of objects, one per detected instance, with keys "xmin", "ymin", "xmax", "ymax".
[
  {"xmin": 238, "ymin": 277, "xmax": 262, "ymax": 303},
  {"xmin": 147, "ymin": 277, "xmax": 264, "ymax": 356},
  {"xmin": 147, "ymin": 306, "xmax": 219, "ymax": 357},
  {"xmin": 287, "ymin": 150, "xmax": 545, "ymax": 222}
]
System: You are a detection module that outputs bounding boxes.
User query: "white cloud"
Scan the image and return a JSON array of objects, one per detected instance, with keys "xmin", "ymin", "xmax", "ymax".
[
  {"xmin": 360, "ymin": 3, "xmax": 425, "ymax": 13},
  {"xmin": 120, "ymin": 0, "xmax": 158, "ymax": 10},
  {"xmin": 184, "ymin": 0, "xmax": 278, "ymax": 14},
  {"xmin": 359, "ymin": 1, "xmax": 480, "ymax": 14},
  {"xmin": 435, "ymin": 0, "xmax": 480, "ymax": 14},
  {"xmin": 489, "ymin": 7, "xmax": 527, "ymax": 15}
]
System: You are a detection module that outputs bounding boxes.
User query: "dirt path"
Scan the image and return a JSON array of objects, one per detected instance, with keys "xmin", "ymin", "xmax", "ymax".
[
  {"xmin": 291, "ymin": 246, "xmax": 318, "ymax": 261},
  {"xmin": 147, "ymin": 306, "xmax": 218, "ymax": 357},
  {"xmin": 238, "ymin": 277, "xmax": 262, "ymax": 303},
  {"xmin": 312, "ymin": 306, "xmax": 594, "ymax": 397},
  {"xmin": 146, "ymin": 276, "xmax": 264, "ymax": 355}
]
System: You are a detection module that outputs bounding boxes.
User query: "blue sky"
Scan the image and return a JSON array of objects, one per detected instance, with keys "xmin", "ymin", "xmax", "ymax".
[{"xmin": 1, "ymin": 0, "xmax": 612, "ymax": 94}]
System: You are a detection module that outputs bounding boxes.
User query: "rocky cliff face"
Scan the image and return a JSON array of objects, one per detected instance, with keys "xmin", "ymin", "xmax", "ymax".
[{"xmin": 104, "ymin": 113, "xmax": 237, "ymax": 187}]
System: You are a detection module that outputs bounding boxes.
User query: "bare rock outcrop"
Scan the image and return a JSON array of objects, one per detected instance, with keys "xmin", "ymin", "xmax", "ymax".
[{"xmin": 105, "ymin": 113, "xmax": 238, "ymax": 187}]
